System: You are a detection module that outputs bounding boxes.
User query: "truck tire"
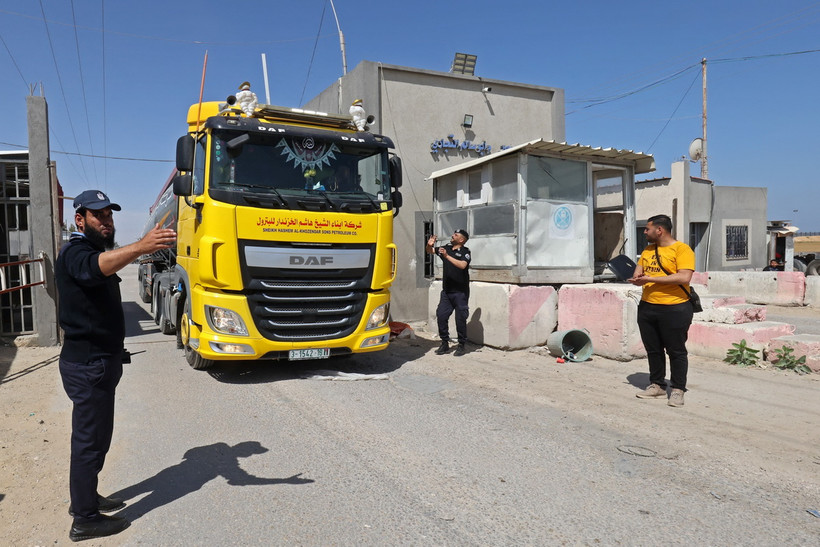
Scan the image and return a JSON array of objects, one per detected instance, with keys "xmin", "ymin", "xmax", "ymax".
[
  {"xmin": 180, "ymin": 298, "xmax": 214, "ymax": 370},
  {"xmin": 807, "ymin": 259, "xmax": 820, "ymax": 276},
  {"xmin": 151, "ymin": 284, "xmax": 161, "ymax": 325},
  {"xmin": 138, "ymin": 274, "xmax": 151, "ymax": 303},
  {"xmin": 159, "ymin": 300, "xmax": 175, "ymax": 335}
]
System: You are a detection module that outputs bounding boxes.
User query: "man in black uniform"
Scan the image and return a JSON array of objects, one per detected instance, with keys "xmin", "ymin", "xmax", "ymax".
[
  {"xmin": 426, "ymin": 229, "xmax": 472, "ymax": 357},
  {"xmin": 56, "ymin": 190, "xmax": 176, "ymax": 542}
]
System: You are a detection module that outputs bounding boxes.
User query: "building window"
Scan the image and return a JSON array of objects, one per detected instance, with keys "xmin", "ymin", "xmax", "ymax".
[
  {"xmin": 726, "ymin": 225, "xmax": 748, "ymax": 260},
  {"xmin": 423, "ymin": 220, "xmax": 434, "ymax": 278}
]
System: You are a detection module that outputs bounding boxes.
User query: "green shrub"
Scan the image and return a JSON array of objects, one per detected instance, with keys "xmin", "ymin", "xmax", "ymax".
[
  {"xmin": 724, "ymin": 339, "xmax": 760, "ymax": 368},
  {"xmin": 771, "ymin": 345, "xmax": 812, "ymax": 374}
]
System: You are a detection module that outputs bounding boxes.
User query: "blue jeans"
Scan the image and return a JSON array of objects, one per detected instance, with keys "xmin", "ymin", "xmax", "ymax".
[
  {"xmin": 637, "ymin": 301, "xmax": 693, "ymax": 391},
  {"xmin": 59, "ymin": 355, "xmax": 123, "ymax": 520}
]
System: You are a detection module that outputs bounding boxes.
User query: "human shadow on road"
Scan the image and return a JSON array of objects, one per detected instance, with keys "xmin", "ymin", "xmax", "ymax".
[
  {"xmin": 111, "ymin": 441, "xmax": 313, "ymax": 521},
  {"xmin": 626, "ymin": 372, "xmax": 651, "ymax": 389},
  {"xmin": 206, "ymin": 335, "xmax": 440, "ymax": 385}
]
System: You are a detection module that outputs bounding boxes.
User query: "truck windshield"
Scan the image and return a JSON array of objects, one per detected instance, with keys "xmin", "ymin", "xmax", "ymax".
[{"xmin": 210, "ymin": 130, "xmax": 390, "ymax": 199}]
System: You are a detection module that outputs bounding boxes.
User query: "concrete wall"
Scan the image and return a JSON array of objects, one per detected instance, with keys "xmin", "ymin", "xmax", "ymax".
[
  {"xmin": 708, "ymin": 186, "xmax": 768, "ymax": 271},
  {"xmin": 427, "ymin": 281, "xmax": 557, "ymax": 350},
  {"xmin": 306, "ymin": 61, "xmax": 565, "ymax": 322}
]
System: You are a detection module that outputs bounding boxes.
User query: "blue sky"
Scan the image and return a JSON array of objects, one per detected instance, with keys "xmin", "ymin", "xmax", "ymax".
[{"xmin": 1, "ymin": 1, "xmax": 819, "ymax": 243}]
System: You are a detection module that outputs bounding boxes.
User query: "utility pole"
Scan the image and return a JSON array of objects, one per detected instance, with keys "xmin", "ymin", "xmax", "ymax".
[{"xmin": 701, "ymin": 58, "xmax": 708, "ymax": 179}]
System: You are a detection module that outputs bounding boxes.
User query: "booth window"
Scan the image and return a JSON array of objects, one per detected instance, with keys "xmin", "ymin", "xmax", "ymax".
[
  {"xmin": 726, "ymin": 225, "xmax": 749, "ymax": 260},
  {"xmin": 527, "ymin": 156, "xmax": 587, "ymax": 202}
]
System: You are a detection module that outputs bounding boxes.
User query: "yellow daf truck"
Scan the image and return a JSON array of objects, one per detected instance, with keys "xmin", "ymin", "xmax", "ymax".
[{"xmin": 141, "ymin": 94, "xmax": 402, "ymax": 369}]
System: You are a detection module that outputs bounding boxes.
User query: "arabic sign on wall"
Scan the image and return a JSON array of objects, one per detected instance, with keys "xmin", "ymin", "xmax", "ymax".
[{"xmin": 430, "ymin": 134, "xmax": 493, "ymax": 156}]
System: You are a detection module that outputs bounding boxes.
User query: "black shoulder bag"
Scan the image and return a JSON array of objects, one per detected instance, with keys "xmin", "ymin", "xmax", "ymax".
[{"xmin": 654, "ymin": 246, "xmax": 702, "ymax": 313}]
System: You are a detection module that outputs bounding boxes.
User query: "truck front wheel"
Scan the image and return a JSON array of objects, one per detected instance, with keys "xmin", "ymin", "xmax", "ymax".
[{"xmin": 180, "ymin": 299, "xmax": 214, "ymax": 370}]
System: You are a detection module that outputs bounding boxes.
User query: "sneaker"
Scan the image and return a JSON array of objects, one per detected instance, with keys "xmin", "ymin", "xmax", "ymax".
[
  {"xmin": 668, "ymin": 389, "xmax": 685, "ymax": 407},
  {"xmin": 434, "ymin": 341, "xmax": 450, "ymax": 355},
  {"xmin": 636, "ymin": 383, "xmax": 667, "ymax": 399},
  {"xmin": 453, "ymin": 344, "xmax": 466, "ymax": 357}
]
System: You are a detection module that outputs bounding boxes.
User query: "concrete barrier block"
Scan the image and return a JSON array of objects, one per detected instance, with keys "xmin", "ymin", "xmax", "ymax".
[
  {"xmin": 701, "ymin": 295, "xmax": 747, "ymax": 307},
  {"xmin": 427, "ymin": 281, "xmax": 558, "ymax": 349},
  {"xmin": 706, "ymin": 271, "xmax": 805, "ymax": 306},
  {"xmin": 557, "ymin": 284, "xmax": 644, "ymax": 361},
  {"xmin": 696, "ymin": 304, "xmax": 766, "ymax": 324},
  {"xmin": 766, "ymin": 334, "xmax": 820, "ymax": 373},
  {"xmin": 805, "ymin": 277, "xmax": 820, "ymax": 308},
  {"xmin": 691, "ymin": 272, "xmax": 709, "ymax": 286},
  {"xmin": 688, "ymin": 321, "xmax": 796, "ymax": 360}
]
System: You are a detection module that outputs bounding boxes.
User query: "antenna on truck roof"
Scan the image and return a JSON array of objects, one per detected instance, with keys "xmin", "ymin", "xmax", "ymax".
[{"xmin": 195, "ymin": 51, "xmax": 209, "ymax": 130}]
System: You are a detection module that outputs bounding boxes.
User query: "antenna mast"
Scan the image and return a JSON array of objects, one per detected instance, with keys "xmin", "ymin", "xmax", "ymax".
[
  {"xmin": 701, "ymin": 58, "xmax": 708, "ymax": 179},
  {"xmin": 329, "ymin": 0, "xmax": 347, "ymax": 75}
]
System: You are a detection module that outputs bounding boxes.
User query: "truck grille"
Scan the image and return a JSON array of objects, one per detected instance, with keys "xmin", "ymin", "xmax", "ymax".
[{"xmin": 246, "ymin": 278, "xmax": 368, "ymax": 341}]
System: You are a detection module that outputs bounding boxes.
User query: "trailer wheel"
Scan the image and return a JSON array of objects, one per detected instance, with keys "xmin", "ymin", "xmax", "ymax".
[
  {"xmin": 807, "ymin": 259, "xmax": 820, "ymax": 276},
  {"xmin": 180, "ymin": 298, "xmax": 214, "ymax": 370},
  {"xmin": 138, "ymin": 274, "xmax": 151, "ymax": 304}
]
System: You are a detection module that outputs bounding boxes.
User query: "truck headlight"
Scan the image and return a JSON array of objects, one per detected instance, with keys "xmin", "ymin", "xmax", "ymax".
[
  {"xmin": 205, "ymin": 306, "xmax": 249, "ymax": 336},
  {"xmin": 366, "ymin": 303, "xmax": 389, "ymax": 330}
]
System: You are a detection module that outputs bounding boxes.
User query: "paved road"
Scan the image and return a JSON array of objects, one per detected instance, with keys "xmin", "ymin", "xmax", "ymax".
[{"xmin": 89, "ymin": 265, "xmax": 819, "ymax": 545}]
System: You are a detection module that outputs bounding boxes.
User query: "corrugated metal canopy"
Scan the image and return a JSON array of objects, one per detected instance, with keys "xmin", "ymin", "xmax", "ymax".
[{"xmin": 427, "ymin": 139, "xmax": 655, "ymax": 180}]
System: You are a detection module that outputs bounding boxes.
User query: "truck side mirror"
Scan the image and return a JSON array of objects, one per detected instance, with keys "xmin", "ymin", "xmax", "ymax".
[
  {"xmin": 173, "ymin": 173, "xmax": 193, "ymax": 197},
  {"xmin": 176, "ymin": 135, "xmax": 195, "ymax": 172},
  {"xmin": 389, "ymin": 155, "xmax": 402, "ymax": 189},
  {"xmin": 391, "ymin": 190, "xmax": 403, "ymax": 209}
]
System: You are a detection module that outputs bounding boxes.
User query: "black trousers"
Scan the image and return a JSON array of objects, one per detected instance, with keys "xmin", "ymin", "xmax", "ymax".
[
  {"xmin": 637, "ymin": 301, "xmax": 693, "ymax": 391},
  {"xmin": 436, "ymin": 290, "xmax": 469, "ymax": 345},
  {"xmin": 59, "ymin": 355, "xmax": 123, "ymax": 521}
]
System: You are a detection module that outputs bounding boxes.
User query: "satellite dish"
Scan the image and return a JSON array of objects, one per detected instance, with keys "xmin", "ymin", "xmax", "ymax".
[{"xmin": 688, "ymin": 138, "xmax": 704, "ymax": 161}]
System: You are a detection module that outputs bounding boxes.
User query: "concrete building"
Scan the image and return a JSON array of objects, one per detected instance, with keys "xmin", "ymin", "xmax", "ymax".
[
  {"xmin": 305, "ymin": 60, "xmax": 564, "ymax": 321},
  {"xmin": 633, "ymin": 160, "xmax": 768, "ymax": 271}
]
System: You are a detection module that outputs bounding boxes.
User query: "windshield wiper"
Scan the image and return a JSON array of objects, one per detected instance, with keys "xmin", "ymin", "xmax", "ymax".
[
  {"xmin": 304, "ymin": 188, "xmax": 338, "ymax": 211},
  {"xmin": 229, "ymin": 183, "xmax": 288, "ymax": 206}
]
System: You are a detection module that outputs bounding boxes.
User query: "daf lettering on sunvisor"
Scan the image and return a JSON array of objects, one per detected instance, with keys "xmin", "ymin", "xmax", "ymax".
[{"xmin": 290, "ymin": 256, "xmax": 334, "ymax": 266}]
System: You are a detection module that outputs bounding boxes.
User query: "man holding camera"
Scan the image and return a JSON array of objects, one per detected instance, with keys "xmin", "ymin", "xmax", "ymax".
[{"xmin": 426, "ymin": 229, "xmax": 472, "ymax": 357}]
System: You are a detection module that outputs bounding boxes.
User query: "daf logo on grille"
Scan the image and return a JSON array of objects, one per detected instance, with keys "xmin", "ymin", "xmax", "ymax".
[{"xmin": 290, "ymin": 255, "xmax": 334, "ymax": 266}]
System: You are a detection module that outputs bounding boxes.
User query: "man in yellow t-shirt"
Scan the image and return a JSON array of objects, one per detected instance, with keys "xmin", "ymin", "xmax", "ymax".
[{"xmin": 628, "ymin": 214, "xmax": 695, "ymax": 407}]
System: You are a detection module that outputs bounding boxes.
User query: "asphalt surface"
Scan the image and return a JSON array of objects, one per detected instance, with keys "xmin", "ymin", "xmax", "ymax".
[{"xmin": 86, "ymin": 265, "xmax": 817, "ymax": 545}]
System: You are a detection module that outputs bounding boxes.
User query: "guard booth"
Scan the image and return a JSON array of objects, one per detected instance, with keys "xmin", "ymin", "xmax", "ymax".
[
  {"xmin": 426, "ymin": 140, "xmax": 655, "ymax": 349},
  {"xmin": 428, "ymin": 139, "xmax": 655, "ymax": 284}
]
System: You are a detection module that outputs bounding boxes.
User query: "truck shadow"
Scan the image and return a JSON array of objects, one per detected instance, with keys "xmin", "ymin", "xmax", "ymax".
[
  {"xmin": 123, "ymin": 301, "xmax": 159, "ymax": 337},
  {"xmin": 206, "ymin": 337, "xmax": 439, "ymax": 385}
]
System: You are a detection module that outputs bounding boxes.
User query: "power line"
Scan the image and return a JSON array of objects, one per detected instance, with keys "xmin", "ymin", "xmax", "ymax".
[
  {"xmin": 0, "ymin": 32, "xmax": 29, "ymax": 88},
  {"xmin": 300, "ymin": 0, "xmax": 328, "ymax": 105},
  {"xmin": 645, "ymin": 69, "xmax": 701, "ymax": 153},
  {"xmin": 711, "ymin": 48, "xmax": 820, "ymax": 63},
  {"xmin": 70, "ymin": 0, "xmax": 99, "ymax": 186},
  {"xmin": 38, "ymin": 0, "xmax": 89, "ymax": 183},
  {"xmin": 0, "ymin": 139, "xmax": 172, "ymax": 162},
  {"xmin": 0, "ymin": 8, "xmax": 335, "ymax": 46}
]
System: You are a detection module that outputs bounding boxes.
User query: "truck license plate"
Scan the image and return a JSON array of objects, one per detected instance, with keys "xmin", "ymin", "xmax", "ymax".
[{"xmin": 288, "ymin": 348, "xmax": 331, "ymax": 361}]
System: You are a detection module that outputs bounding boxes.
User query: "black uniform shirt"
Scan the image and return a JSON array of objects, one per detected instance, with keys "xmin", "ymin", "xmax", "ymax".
[
  {"xmin": 438, "ymin": 243, "xmax": 471, "ymax": 294},
  {"xmin": 55, "ymin": 234, "xmax": 125, "ymax": 361}
]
